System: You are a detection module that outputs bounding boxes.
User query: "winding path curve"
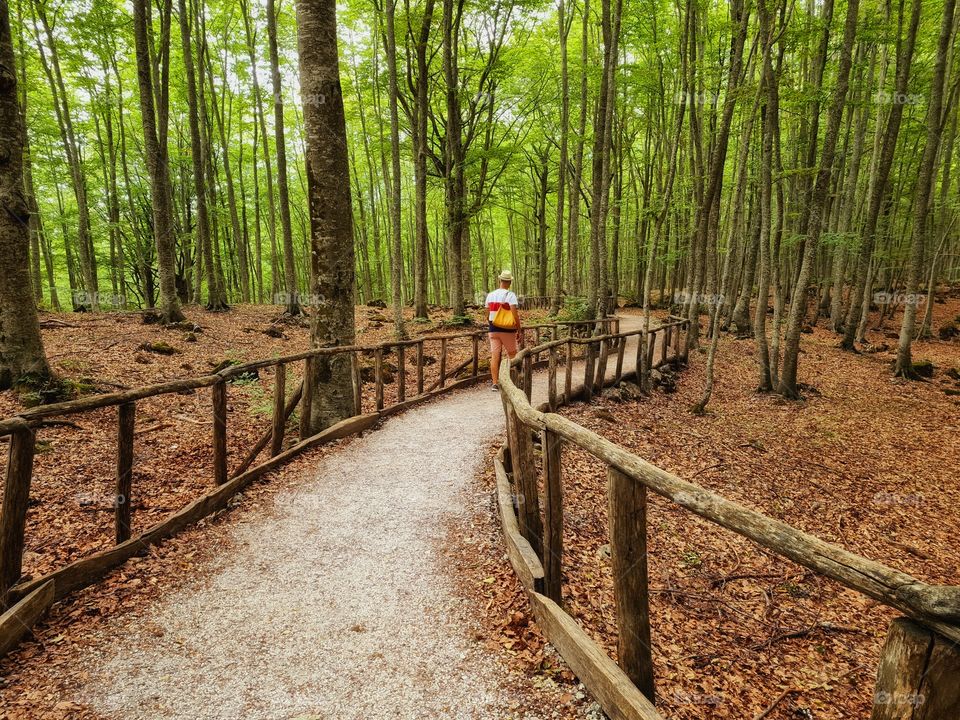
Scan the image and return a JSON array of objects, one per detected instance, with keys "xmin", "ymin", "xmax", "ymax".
[{"xmin": 66, "ymin": 315, "xmax": 652, "ymax": 719}]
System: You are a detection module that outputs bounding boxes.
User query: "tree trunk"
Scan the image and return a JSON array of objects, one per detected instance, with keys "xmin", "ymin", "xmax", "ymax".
[
  {"xmin": 841, "ymin": 0, "xmax": 921, "ymax": 350},
  {"xmin": 0, "ymin": 0, "xmax": 49, "ymax": 388},
  {"xmin": 296, "ymin": 0, "xmax": 356, "ymax": 431},
  {"xmin": 551, "ymin": 0, "xmax": 571, "ymax": 313},
  {"xmin": 268, "ymin": 0, "xmax": 301, "ymax": 315},
  {"xmin": 132, "ymin": 0, "xmax": 185, "ymax": 324},
  {"xmin": 566, "ymin": 0, "xmax": 590, "ymax": 299},
  {"xmin": 412, "ymin": 0, "xmax": 436, "ymax": 318},
  {"xmin": 383, "ymin": 0, "xmax": 406, "ymax": 337},
  {"xmin": 178, "ymin": 0, "xmax": 224, "ymax": 312},
  {"xmin": 442, "ymin": 0, "xmax": 466, "ymax": 315},
  {"xmin": 777, "ymin": 0, "xmax": 858, "ymax": 398},
  {"xmin": 894, "ymin": 0, "xmax": 956, "ymax": 376}
]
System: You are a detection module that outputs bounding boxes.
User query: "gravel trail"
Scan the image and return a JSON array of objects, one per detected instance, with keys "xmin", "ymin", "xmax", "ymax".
[{"xmin": 71, "ymin": 316, "xmax": 650, "ymax": 719}]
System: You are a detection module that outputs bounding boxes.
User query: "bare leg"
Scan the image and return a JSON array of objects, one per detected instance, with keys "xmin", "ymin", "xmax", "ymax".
[{"xmin": 491, "ymin": 344, "xmax": 502, "ymax": 385}]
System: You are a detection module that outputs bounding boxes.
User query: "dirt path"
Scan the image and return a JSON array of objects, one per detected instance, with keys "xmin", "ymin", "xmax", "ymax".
[{"xmin": 62, "ymin": 316, "xmax": 652, "ymax": 719}]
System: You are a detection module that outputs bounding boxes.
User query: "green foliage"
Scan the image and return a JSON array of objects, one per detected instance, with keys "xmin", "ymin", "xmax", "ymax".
[{"xmin": 555, "ymin": 296, "xmax": 588, "ymax": 322}]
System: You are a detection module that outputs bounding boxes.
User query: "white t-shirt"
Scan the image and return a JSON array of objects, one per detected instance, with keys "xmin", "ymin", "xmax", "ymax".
[{"xmin": 485, "ymin": 288, "xmax": 519, "ymax": 326}]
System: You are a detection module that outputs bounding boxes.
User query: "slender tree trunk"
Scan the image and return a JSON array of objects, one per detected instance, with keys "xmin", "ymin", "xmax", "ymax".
[
  {"xmin": 566, "ymin": 0, "xmax": 590, "ymax": 299},
  {"xmin": 778, "ymin": 0, "xmax": 859, "ymax": 397},
  {"xmin": 132, "ymin": 0, "xmax": 184, "ymax": 323},
  {"xmin": 894, "ymin": 0, "xmax": 956, "ymax": 376},
  {"xmin": 383, "ymin": 0, "xmax": 405, "ymax": 336},
  {"xmin": 32, "ymin": 2, "xmax": 98, "ymax": 308},
  {"xmin": 842, "ymin": 0, "xmax": 921, "ymax": 350},
  {"xmin": 551, "ymin": 0, "xmax": 571, "ymax": 313},
  {"xmin": 205, "ymin": 44, "xmax": 250, "ymax": 304},
  {"xmin": 268, "ymin": 0, "xmax": 301, "ymax": 314},
  {"xmin": 240, "ymin": 0, "xmax": 280, "ymax": 300},
  {"xmin": 179, "ymin": 0, "xmax": 224, "ymax": 312},
  {"xmin": 412, "ymin": 0, "xmax": 436, "ymax": 318},
  {"xmin": 754, "ymin": 0, "xmax": 779, "ymax": 391},
  {"xmin": 442, "ymin": 0, "xmax": 466, "ymax": 315}
]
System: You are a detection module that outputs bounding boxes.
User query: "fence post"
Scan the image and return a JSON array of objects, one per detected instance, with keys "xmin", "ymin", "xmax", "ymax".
[
  {"xmin": 595, "ymin": 337, "xmax": 610, "ymax": 392},
  {"xmin": 607, "ymin": 466, "xmax": 655, "ymax": 702},
  {"xmin": 547, "ymin": 347, "xmax": 558, "ymax": 411},
  {"xmin": 661, "ymin": 325, "xmax": 669, "ymax": 365},
  {"xmin": 647, "ymin": 329, "xmax": 658, "ymax": 370},
  {"xmin": 583, "ymin": 340, "xmax": 596, "ymax": 402},
  {"xmin": 681, "ymin": 321, "xmax": 690, "ymax": 363},
  {"xmin": 871, "ymin": 617, "xmax": 960, "ymax": 719},
  {"xmin": 115, "ymin": 403, "xmax": 136, "ymax": 543},
  {"xmin": 375, "ymin": 346, "xmax": 385, "ymax": 411},
  {"xmin": 503, "ymin": 402, "xmax": 543, "ymax": 560},
  {"xmin": 615, "ymin": 336, "xmax": 625, "ymax": 384},
  {"xmin": 416, "ymin": 340, "xmax": 425, "ymax": 395},
  {"xmin": 351, "ymin": 352, "xmax": 362, "ymax": 414},
  {"xmin": 472, "ymin": 334, "xmax": 480, "ymax": 377},
  {"xmin": 397, "ymin": 345, "xmax": 406, "ymax": 403},
  {"xmin": 636, "ymin": 330, "xmax": 646, "ymax": 388},
  {"xmin": 271, "ymin": 364, "xmax": 286, "ymax": 457},
  {"xmin": 212, "ymin": 380, "xmax": 228, "ymax": 485},
  {"xmin": 673, "ymin": 322, "xmax": 682, "ymax": 368},
  {"xmin": 0, "ymin": 427, "xmax": 36, "ymax": 604},
  {"xmin": 565, "ymin": 338, "xmax": 573, "ymax": 401},
  {"xmin": 300, "ymin": 356, "xmax": 315, "ymax": 438},
  {"xmin": 439, "ymin": 338, "xmax": 448, "ymax": 388},
  {"xmin": 522, "ymin": 353, "xmax": 533, "ymax": 401},
  {"xmin": 542, "ymin": 428, "xmax": 563, "ymax": 603}
]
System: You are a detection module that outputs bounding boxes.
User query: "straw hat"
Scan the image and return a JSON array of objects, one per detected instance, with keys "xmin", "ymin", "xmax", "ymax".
[{"xmin": 498, "ymin": 270, "xmax": 514, "ymax": 282}]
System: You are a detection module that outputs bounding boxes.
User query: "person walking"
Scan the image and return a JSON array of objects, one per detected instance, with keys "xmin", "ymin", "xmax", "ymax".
[{"xmin": 486, "ymin": 271, "xmax": 522, "ymax": 390}]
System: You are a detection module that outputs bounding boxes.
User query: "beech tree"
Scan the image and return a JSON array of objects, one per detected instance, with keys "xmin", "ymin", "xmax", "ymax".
[
  {"xmin": 131, "ymin": 0, "xmax": 184, "ymax": 324},
  {"xmin": 296, "ymin": 0, "xmax": 356, "ymax": 431},
  {"xmin": 0, "ymin": 0, "xmax": 48, "ymax": 388}
]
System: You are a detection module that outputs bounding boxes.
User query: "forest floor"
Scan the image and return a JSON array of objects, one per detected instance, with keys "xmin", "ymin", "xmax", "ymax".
[
  {"xmin": 1, "ymin": 295, "xmax": 957, "ymax": 719},
  {"xmin": 465, "ymin": 294, "xmax": 960, "ymax": 720},
  {"xmin": 0, "ymin": 302, "xmax": 615, "ymax": 720}
]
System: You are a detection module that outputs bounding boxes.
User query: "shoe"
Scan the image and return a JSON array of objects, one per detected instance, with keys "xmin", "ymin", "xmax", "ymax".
[{"xmin": 491, "ymin": 384, "xmax": 500, "ymax": 391}]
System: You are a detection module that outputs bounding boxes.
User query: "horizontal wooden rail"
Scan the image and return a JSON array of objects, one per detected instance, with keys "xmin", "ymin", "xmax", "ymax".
[
  {"xmin": 494, "ymin": 317, "xmax": 960, "ymax": 718},
  {"xmin": 500, "ymin": 338, "xmax": 960, "ymax": 636}
]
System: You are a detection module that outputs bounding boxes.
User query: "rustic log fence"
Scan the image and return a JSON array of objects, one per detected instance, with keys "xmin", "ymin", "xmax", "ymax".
[
  {"xmin": 495, "ymin": 318, "xmax": 960, "ymax": 720},
  {"xmin": 0, "ymin": 312, "xmax": 616, "ymax": 659}
]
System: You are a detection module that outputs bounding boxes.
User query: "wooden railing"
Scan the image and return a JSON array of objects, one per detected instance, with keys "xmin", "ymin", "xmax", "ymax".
[
  {"xmin": 495, "ymin": 319, "xmax": 960, "ymax": 720},
  {"xmin": 0, "ymin": 316, "xmax": 618, "ymax": 658}
]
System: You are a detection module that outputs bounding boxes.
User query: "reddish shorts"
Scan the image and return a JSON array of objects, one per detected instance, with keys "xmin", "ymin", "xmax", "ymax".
[{"xmin": 489, "ymin": 331, "xmax": 518, "ymax": 358}]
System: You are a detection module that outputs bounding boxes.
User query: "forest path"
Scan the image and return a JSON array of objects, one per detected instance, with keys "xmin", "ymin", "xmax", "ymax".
[{"xmin": 68, "ymin": 315, "xmax": 652, "ymax": 719}]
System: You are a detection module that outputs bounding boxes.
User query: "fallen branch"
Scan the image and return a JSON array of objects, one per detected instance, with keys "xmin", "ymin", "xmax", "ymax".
[
  {"xmin": 135, "ymin": 422, "xmax": 172, "ymax": 437},
  {"xmin": 753, "ymin": 688, "xmax": 798, "ymax": 720},
  {"xmin": 39, "ymin": 319, "xmax": 79, "ymax": 329},
  {"xmin": 751, "ymin": 621, "xmax": 862, "ymax": 650}
]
